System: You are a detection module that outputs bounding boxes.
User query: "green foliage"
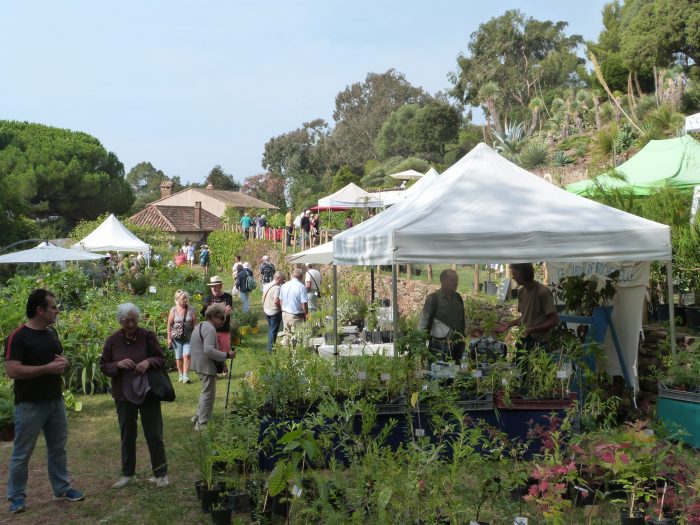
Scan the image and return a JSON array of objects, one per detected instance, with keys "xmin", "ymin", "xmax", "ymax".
[
  {"xmin": 206, "ymin": 230, "xmax": 246, "ymax": 273},
  {"xmin": 0, "ymin": 121, "xmax": 134, "ymax": 243},
  {"xmin": 443, "ymin": 125, "xmax": 483, "ymax": 166},
  {"xmin": 331, "ymin": 165, "xmax": 362, "ymax": 192},
  {"xmin": 492, "ymin": 121, "xmax": 526, "ymax": 161},
  {"xmin": 450, "ymin": 10, "xmax": 584, "ymax": 117},
  {"xmin": 126, "ymin": 162, "xmax": 183, "ymax": 213},
  {"xmin": 201, "ymin": 165, "xmax": 240, "ymax": 191},
  {"xmin": 518, "ymin": 140, "xmax": 550, "ymax": 169},
  {"xmin": 553, "ymin": 150, "xmax": 574, "ymax": 166}
]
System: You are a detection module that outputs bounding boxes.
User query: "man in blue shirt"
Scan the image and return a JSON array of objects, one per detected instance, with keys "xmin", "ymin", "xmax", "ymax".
[
  {"xmin": 240, "ymin": 213, "xmax": 252, "ymax": 240},
  {"xmin": 278, "ymin": 268, "xmax": 308, "ymax": 347}
]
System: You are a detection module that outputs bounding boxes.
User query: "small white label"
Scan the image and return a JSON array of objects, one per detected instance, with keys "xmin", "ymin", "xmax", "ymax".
[
  {"xmin": 460, "ymin": 363, "xmax": 468, "ymax": 370},
  {"xmin": 245, "ymin": 371, "xmax": 253, "ymax": 378},
  {"xmin": 415, "ymin": 428, "xmax": 425, "ymax": 437},
  {"xmin": 470, "ymin": 521, "xmax": 481, "ymax": 525},
  {"xmin": 501, "ymin": 378, "xmax": 509, "ymax": 386},
  {"xmin": 357, "ymin": 372, "xmax": 367, "ymax": 380},
  {"xmin": 472, "ymin": 370, "xmax": 483, "ymax": 378},
  {"xmin": 422, "ymin": 384, "xmax": 429, "ymax": 391},
  {"xmin": 381, "ymin": 373, "xmax": 391, "ymax": 382},
  {"xmin": 557, "ymin": 370, "xmax": 568, "ymax": 379},
  {"xmin": 292, "ymin": 485, "xmax": 303, "ymax": 498},
  {"xmin": 514, "ymin": 518, "xmax": 528, "ymax": 525},
  {"xmin": 149, "ymin": 286, "xmax": 157, "ymax": 294}
]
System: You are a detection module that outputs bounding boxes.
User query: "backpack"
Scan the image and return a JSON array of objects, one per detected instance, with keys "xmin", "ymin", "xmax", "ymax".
[
  {"xmin": 199, "ymin": 249, "xmax": 209, "ymax": 265},
  {"xmin": 244, "ymin": 271, "xmax": 257, "ymax": 292}
]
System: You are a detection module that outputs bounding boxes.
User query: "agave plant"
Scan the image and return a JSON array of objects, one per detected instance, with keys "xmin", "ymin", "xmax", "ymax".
[
  {"xmin": 492, "ymin": 121, "xmax": 526, "ymax": 161},
  {"xmin": 553, "ymin": 150, "xmax": 574, "ymax": 167},
  {"xmin": 518, "ymin": 140, "xmax": 549, "ymax": 169}
]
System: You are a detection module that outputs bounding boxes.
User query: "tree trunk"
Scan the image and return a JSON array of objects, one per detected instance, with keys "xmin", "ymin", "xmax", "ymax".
[
  {"xmin": 528, "ymin": 108, "xmax": 539, "ymax": 135},
  {"xmin": 593, "ymin": 95, "xmax": 602, "ymax": 130}
]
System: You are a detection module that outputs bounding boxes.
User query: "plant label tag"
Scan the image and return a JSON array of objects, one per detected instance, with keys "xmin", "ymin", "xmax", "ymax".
[
  {"xmin": 245, "ymin": 371, "xmax": 253, "ymax": 378},
  {"xmin": 514, "ymin": 518, "xmax": 528, "ymax": 525},
  {"xmin": 149, "ymin": 286, "xmax": 157, "ymax": 294},
  {"xmin": 472, "ymin": 370, "xmax": 483, "ymax": 378},
  {"xmin": 501, "ymin": 378, "xmax": 508, "ymax": 386},
  {"xmin": 292, "ymin": 485, "xmax": 303, "ymax": 498},
  {"xmin": 357, "ymin": 372, "xmax": 367, "ymax": 380},
  {"xmin": 422, "ymin": 384, "xmax": 429, "ymax": 391},
  {"xmin": 381, "ymin": 373, "xmax": 391, "ymax": 381},
  {"xmin": 557, "ymin": 370, "xmax": 569, "ymax": 379},
  {"xmin": 460, "ymin": 363, "xmax": 468, "ymax": 370},
  {"xmin": 470, "ymin": 522, "xmax": 481, "ymax": 525},
  {"xmin": 415, "ymin": 428, "xmax": 425, "ymax": 437},
  {"xmin": 333, "ymin": 369, "xmax": 341, "ymax": 377}
]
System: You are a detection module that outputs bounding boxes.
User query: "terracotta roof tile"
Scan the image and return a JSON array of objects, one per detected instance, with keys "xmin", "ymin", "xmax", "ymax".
[{"xmin": 129, "ymin": 205, "xmax": 222, "ymax": 232}]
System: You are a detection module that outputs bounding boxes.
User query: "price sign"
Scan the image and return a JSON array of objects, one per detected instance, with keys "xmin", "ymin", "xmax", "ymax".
[
  {"xmin": 472, "ymin": 370, "xmax": 483, "ymax": 378},
  {"xmin": 415, "ymin": 428, "xmax": 425, "ymax": 437},
  {"xmin": 357, "ymin": 371, "xmax": 367, "ymax": 380}
]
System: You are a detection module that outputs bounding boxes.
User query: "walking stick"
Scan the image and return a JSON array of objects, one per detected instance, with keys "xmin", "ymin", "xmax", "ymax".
[{"xmin": 224, "ymin": 355, "xmax": 234, "ymax": 414}]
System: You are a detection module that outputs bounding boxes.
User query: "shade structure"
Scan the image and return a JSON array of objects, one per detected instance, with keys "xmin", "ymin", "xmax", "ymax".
[
  {"xmin": 334, "ymin": 143, "xmax": 671, "ymax": 265},
  {"xmin": 567, "ymin": 135, "xmax": 700, "ymax": 196},
  {"xmin": 686, "ymin": 112, "xmax": 700, "ymax": 133},
  {"xmin": 287, "ymin": 242, "xmax": 334, "ymax": 265},
  {"xmin": 317, "ymin": 183, "xmax": 382, "ymax": 208},
  {"xmin": 0, "ymin": 242, "xmax": 105, "ymax": 264},
  {"xmin": 389, "ymin": 169, "xmax": 423, "ymax": 180},
  {"xmin": 75, "ymin": 214, "xmax": 149, "ymax": 253}
]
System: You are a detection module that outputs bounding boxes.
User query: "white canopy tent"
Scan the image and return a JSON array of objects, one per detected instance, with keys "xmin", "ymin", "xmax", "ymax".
[
  {"xmin": 389, "ymin": 169, "xmax": 423, "ymax": 181},
  {"xmin": 75, "ymin": 214, "xmax": 150, "ymax": 253},
  {"xmin": 317, "ymin": 183, "xmax": 382, "ymax": 208},
  {"xmin": 332, "ymin": 144, "xmax": 673, "ymax": 391},
  {"xmin": 0, "ymin": 241, "xmax": 105, "ymax": 264},
  {"xmin": 287, "ymin": 241, "xmax": 334, "ymax": 265},
  {"xmin": 685, "ymin": 112, "xmax": 700, "ymax": 133}
]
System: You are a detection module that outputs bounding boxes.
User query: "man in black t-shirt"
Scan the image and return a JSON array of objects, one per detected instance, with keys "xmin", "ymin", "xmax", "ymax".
[
  {"xmin": 5, "ymin": 289, "xmax": 84, "ymax": 513},
  {"xmin": 201, "ymin": 275, "xmax": 234, "ymax": 352}
]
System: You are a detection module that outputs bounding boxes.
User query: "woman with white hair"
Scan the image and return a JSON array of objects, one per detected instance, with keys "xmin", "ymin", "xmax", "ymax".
[
  {"xmin": 167, "ymin": 290, "xmax": 197, "ymax": 383},
  {"xmin": 100, "ymin": 303, "xmax": 168, "ymax": 489}
]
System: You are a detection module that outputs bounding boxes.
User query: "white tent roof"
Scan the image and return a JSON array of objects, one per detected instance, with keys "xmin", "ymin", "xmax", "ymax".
[
  {"xmin": 75, "ymin": 214, "xmax": 149, "ymax": 253},
  {"xmin": 287, "ymin": 242, "xmax": 334, "ymax": 265},
  {"xmin": 685, "ymin": 112, "xmax": 700, "ymax": 133},
  {"xmin": 333, "ymin": 143, "xmax": 671, "ymax": 265},
  {"xmin": 0, "ymin": 241, "xmax": 105, "ymax": 264},
  {"xmin": 318, "ymin": 183, "xmax": 382, "ymax": 208},
  {"xmin": 389, "ymin": 169, "xmax": 423, "ymax": 180}
]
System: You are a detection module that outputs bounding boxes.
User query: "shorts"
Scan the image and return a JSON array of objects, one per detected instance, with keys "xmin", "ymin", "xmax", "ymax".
[{"xmin": 172, "ymin": 339, "xmax": 191, "ymax": 359}]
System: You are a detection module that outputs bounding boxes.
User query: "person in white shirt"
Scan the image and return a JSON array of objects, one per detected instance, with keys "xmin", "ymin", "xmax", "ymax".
[
  {"xmin": 304, "ymin": 264, "xmax": 322, "ymax": 313},
  {"xmin": 262, "ymin": 271, "xmax": 285, "ymax": 352},
  {"xmin": 278, "ymin": 268, "xmax": 308, "ymax": 347}
]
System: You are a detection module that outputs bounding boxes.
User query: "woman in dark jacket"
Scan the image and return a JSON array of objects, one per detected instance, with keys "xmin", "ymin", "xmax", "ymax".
[{"xmin": 100, "ymin": 303, "xmax": 168, "ymax": 489}]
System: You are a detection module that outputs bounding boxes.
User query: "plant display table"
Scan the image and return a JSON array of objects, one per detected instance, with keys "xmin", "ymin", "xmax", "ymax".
[{"xmin": 317, "ymin": 342, "xmax": 395, "ymax": 358}]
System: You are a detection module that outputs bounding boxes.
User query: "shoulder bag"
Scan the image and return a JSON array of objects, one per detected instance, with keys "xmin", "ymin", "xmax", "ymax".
[{"xmin": 145, "ymin": 333, "xmax": 176, "ymax": 402}]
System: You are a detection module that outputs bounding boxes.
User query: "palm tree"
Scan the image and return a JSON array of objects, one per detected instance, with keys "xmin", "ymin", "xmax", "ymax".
[
  {"xmin": 477, "ymin": 82, "xmax": 503, "ymax": 135},
  {"xmin": 528, "ymin": 97, "xmax": 545, "ymax": 135}
]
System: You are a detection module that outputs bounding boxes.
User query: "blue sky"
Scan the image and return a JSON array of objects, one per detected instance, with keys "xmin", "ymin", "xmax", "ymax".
[{"xmin": 1, "ymin": 1, "xmax": 609, "ymax": 184}]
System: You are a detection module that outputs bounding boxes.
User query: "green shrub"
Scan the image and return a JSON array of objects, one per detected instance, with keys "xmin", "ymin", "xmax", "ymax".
[
  {"xmin": 553, "ymin": 150, "xmax": 574, "ymax": 166},
  {"xmin": 518, "ymin": 141, "xmax": 549, "ymax": 169},
  {"xmin": 207, "ymin": 230, "xmax": 245, "ymax": 272}
]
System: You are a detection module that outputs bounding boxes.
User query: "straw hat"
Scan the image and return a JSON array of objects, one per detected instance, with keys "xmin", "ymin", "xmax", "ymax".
[{"xmin": 207, "ymin": 275, "xmax": 223, "ymax": 286}]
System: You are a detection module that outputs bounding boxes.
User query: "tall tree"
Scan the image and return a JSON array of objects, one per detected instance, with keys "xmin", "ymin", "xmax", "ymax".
[
  {"xmin": 0, "ymin": 121, "xmax": 133, "ymax": 243},
  {"xmin": 203, "ymin": 165, "xmax": 240, "ymax": 191},
  {"xmin": 262, "ymin": 119, "xmax": 331, "ymax": 209},
  {"xmin": 126, "ymin": 161, "xmax": 183, "ymax": 213},
  {"xmin": 240, "ymin": 172, "xmax": 286, "ymax": 209},
  {"xmin": 450, "ymin": 10, "xmax": 584, "ymax": 120},
  {"xmin": 331, "ymin": 69, "xmax": 430, "ymax": 169}
]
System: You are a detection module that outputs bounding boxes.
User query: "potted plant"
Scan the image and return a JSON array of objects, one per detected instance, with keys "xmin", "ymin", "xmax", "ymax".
[
  {"xmin": 209, "ymin": 495, "xmax": 234, "ymax": 525},
  {"xmin": 658, "ymin": 343, "xmax": 700, "ymax": 447},
  {"xmin": 177, "ymin": 430, "xmax": 224, "ymax": 512},
  {"xmin": 364, "ymin": 301, "xmax": 381, "ymax": 344}
]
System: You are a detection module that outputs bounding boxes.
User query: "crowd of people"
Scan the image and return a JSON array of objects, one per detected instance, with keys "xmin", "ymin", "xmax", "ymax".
[{"xmin": 4, "ymin": 258, "xmax": 557, "ymax": 513}]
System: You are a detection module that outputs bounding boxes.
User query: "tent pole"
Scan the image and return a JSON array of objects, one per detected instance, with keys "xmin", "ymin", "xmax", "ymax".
[
  {"xmin": 370, "ymin": 267, "xmax": 375, "ymax": 303},
  {"xmin": 333, "ymin": 265, "xmax": 338, "ymax": 364},
  {"xmin": 666, "ymin": 262, "xmax": 676, "ymax": 357}
]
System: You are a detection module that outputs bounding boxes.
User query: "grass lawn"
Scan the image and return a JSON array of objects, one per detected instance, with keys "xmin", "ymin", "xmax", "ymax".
[{"xmin": 0, "ymin": 288, "xmax": 269, "ymax": 525}]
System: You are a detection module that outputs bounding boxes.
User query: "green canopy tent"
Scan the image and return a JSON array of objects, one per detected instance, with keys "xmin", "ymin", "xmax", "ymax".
[{"xmin": 567, "ymin": 135, "xmax": 700, "ymax": 195}]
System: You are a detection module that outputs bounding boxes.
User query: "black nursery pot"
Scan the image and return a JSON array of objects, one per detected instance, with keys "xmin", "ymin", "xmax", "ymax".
[
  {"xmin": 649, "ymin": 519, "xmax": 674, "ymax": 525},
  {"xmin": 210, "ymin": 504, "xmax": 234, "ymax": 525},
  {"xmin": 201, "ymin": 485, "xmax": 226, "ymax": 513},
  {"xmin": 227, "ymin": 490, "xmax": 251, "ymax": 513},
  {"xmin": 619, "ymin": 509, "xmax": 646, "ymax": 525}
]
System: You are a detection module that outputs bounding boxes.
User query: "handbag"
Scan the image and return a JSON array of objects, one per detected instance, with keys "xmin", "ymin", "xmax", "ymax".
[
  {"xmin": 145, "ymin": 334, "xmax": 176, "ymax": 402},
  {"xmin": 171, "ymin": 321, "xmax": 185, "ymax": 340}
]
